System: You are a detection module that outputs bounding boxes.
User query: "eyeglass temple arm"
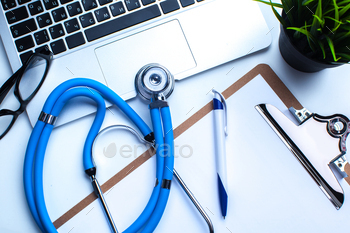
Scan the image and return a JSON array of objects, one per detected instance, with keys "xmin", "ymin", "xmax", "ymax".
[{"xmin": 0, "ymin": 68, "xmax": 22, "ymax": 105}]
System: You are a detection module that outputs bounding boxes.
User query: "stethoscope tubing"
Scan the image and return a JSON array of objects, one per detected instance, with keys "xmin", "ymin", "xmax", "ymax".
[
  {"xmin": 124, "ymin": 106, "xmax": 175, "ymax": 233},
  {"xmin": 23, "ymin": 78, "xmax": 174, "ymax": 233},
  {"xmin": 24, "ymin": 87, "xmax": 106, "ymax": 232},
  {"xmin": 23, "ymin": 120, "xmax": 46, "ymax": 231},
  {"xmin": 122, "ymin": 107, "xmax": 165, "ymax": 233},
  {"xmin": 141, "ymin": 106, "xmax": 174, "ymax": 232},
  {"xmin": 40, "ymin": 78, "xmax": 152, "ymax": 170}
]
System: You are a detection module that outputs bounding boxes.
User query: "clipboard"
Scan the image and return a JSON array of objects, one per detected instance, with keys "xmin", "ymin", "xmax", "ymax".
[{"xmin": 54, "ymin": 64, "xmax": 350, "ymax": 231}]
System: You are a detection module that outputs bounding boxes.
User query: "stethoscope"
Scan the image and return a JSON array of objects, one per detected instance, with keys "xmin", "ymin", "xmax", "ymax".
[{"xmin": 23, "ymin": 64, "xmax": 214, "ymax": 232}]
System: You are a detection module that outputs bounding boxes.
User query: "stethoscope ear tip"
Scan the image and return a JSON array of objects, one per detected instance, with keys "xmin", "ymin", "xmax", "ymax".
[{"xmin": 135, "ymin": 63, "xmax": 175, "ymax": 101}]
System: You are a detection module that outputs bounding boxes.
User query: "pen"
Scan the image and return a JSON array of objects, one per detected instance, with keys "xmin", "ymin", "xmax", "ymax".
[{"xmin": 212, "ymin": 89, "xmax": 228, "ymax": 219}]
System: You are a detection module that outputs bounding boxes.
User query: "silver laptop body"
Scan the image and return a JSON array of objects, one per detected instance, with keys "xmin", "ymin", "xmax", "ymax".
[{"xmin": 0, "ymin": 0, "xmax": 271, "ymax": 126}]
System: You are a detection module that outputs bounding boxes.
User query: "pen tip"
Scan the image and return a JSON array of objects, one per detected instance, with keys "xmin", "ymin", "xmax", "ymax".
[{"xmin": 223, "ymin": 216, "xmax": 226, "ymax": 219}]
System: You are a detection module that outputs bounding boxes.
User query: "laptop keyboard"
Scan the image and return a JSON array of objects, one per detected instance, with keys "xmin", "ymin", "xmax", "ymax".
[{"xmin": 1, "ymin": 0, "xmax": 205, "ymax": 64}]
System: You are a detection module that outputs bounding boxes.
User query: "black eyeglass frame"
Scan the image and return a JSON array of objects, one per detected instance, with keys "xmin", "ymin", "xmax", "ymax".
[{"xmin": 0, "ymin": 49, "xmax": 53, "ymax": 139}]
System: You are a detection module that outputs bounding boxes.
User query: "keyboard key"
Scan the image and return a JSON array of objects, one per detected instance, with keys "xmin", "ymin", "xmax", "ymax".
[
  {"xmin": 1, "ymin": 0, "xmax": 16, "ymax": 10},
  {"xmin": 6, "ymin": 6, "xmax": 28, "ymax": 24},
  {"xmin": 18, "ymin": 0, "xmax": 31, "ymax": 4},
  {"xmin": 98, "ymin": 0, "xmax": 112, "ymax": 6},
  {"xmin": 15, "ymin": 35, "xmax": 34, "ymax": 52},
  {"xmin": 67, "ymin": 2, "xmax": 82, "ymax": 16},
  {"xmin": 52, "ymin": 7, "xmax": 68, "ymax": 22},
  {"xmin": 110, "ymin": 2, "xmax": 125, "ymax": 16},
  {"xmin": 64, "ymin": 18, "xmax": 80, "ymax": 33},
  {"xmin": 43, "ymin": 0, "xmax": 58, "ymax": 10},
  {"xmin": 94, "ymin": 7, "xmax": 110, "ymax": 22},
  {"xmin": 60, "ymin": 0, "xmax": 72, "ymax": 4},
  {"xmin": 28, "ymin": 1, "xmax": 44, "ymax": 16},
  {"xmin": 85, "ymin": 4, "xmax": 161, "ymax": 42},
  {"xmin": 10, "ymin": 19, "xmax": 37, "ymax": 38},
  {"xmin": 79, "ymin": 12, "xmax": 95, "ymax": 28},
  {"xmin": 20, "ymin": 50, "xmax": 34, "ymax": 64},
  {"xmin": 124, "ymin": 0, "xmax": 140, "ymax": 11},
  {"xmin": 141, "ymin": 0, "xmax": 155, "ymax": 5},
  {"xmin": 37, "ymin": 13, "xmax": 52, "ymax": 28},
  {"xmin": 160, "ymin": 0, "xmax": 179, "ymax": 14},
  {"xmin": 66, "ymin": 32, "xmax": 85, "ymax": 49},
  {"xmin": 179, "ymin": 0, "xmax": 194, "ymax": 7},
  {"xmin": 49, "ymin": 24, "xmax": 65, "ymax": 39},
  {"xmin": 82, "ymin": 0, "xmax": 97, "ymax": 11},
  {"xmin": 34, "ymin": 29, "xmax": 50, "ymax": 45},
  {"xmin": 35, "ymin": 45, "xmax": 51, "ymax": 53},
  {"xmin": 50, "ymin": 39, "xmax": 66, "ymax": 54}
]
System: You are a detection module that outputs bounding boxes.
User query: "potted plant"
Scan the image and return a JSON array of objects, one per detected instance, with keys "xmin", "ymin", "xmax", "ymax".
[{"xmin": 256, "ymin": 0, "xmax": 350, "ymax": 72}]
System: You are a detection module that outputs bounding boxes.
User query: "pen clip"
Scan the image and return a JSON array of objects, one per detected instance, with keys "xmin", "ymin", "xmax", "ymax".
[{"xmin": 212, "ymin": 89, "xmax": 228, "ymax": 136}]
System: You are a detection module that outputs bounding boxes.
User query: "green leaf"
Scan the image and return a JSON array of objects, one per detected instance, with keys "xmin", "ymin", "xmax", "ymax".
[
  {"xmin": 317, "ymin": 40, "xmax": 326, "ymax": 59},
  {"xmin": 313, "ymin": 14, "xmax": 325, "ymax": 26},
  {"xmin": 333, "ymin": 31, "xmax": 350, "ymax": 43},
  {"xmin": 297, "ymin": 0, "xmax": 303, "ymax": 25},
  {"xmin": 324, "ymin": 16, "xmax": 342, "ymax": 24},
  {"xmin": 287, "ymin": 26, "xmax": 317, "ymax": 51},
  {"xmin": 339, "ymin": 3, "xmax": 350, "ymax": 17},
  {"xmin": 281, "ymin": 0, "xmax": 295, "ymax": 25},
  {"xmin": 303, "ymin": 0, "xmax": 316, "ymax": 5},
  {"xmin": 287, "ymin": 27, "xmax": 313, "ymax": 36},
  {"xmin": 338, "ymin": 0, "xmax": 350, "ymax": 6},
  {"xmin": 337, "ymin": 53, "xmax": 350, "ymax": 61},
  {"xmin": 342, "ymin": 22, "xmax": 350, "ymax": 29},
  {"xmin": 325, "ymin": 35, "xmax": 340, "ymax": 61},
  {"xmin": 310, "ymin": 0, "xmax": 322, "ymax": 35},
  {"xmin": 332, "ymin": 0, "xmax": 340, "ymax": 29},
  {"xmin": 324, "ymin": 16, "xmax": 343, "ymax": 31},
  {"xmin": 293, "ymin": 30, "xmax": 301, "ymax": 39},
  {"xmin": 268, "ymin": 0, "xmax": 287, "ymax": 27}
]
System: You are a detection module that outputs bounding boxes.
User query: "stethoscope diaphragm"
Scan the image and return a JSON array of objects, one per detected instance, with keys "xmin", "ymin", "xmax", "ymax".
[{"xmin": 135, "ymin": 63, "xmax": 175, "ymax": 101}]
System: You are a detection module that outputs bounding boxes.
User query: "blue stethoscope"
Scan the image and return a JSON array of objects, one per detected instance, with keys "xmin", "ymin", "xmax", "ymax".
[{"xmin": 23, "ymin": 64, "xmax": 214, "ymax": 233}]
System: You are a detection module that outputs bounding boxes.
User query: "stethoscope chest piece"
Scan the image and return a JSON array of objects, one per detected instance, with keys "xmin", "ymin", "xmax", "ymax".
[{"xmin": 135, "ymin": 63, "xmax": 175, "ymax": 100}]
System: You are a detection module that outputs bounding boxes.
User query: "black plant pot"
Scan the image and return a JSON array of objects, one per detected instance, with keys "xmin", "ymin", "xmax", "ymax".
[{"xmin": 278, "ymin": 24, "xmax": 341, "ymax": 73}]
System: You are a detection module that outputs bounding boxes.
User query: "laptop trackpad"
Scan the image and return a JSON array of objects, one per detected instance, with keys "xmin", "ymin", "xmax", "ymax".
[{"xmin": 95, "ymin": 20, "xmax": 196, "ymax": 100}]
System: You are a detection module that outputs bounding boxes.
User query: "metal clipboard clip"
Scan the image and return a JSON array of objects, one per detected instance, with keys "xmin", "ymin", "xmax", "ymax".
[{"xmin": 256, "ymin": 104, "xmax": 350, "ymax": 209}]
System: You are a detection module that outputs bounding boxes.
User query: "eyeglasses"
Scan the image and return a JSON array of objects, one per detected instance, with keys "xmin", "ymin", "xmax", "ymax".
[{"xmin": 0, "ymin": 48, "xmax": 53, "ymax": 139}]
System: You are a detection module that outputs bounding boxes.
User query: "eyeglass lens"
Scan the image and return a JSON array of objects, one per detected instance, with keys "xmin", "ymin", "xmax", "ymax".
[
  {"xmin": 18, "ymin": 55, "xmax": 48, "ymax": 101},
  {"xmin": 0, "ymin": 53, "xmax": 49, "ymax": 139}
]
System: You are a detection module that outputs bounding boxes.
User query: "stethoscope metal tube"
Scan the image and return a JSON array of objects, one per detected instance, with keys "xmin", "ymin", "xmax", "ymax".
[
  {"xmin": 93, "ymin": 124, "xmax": 214, "ymax": 233},
  {"xmin": 90, "ymin": 175, "xmax": 119, "ymax": 233},
  {"xmin": 173, "ymin": 169, "xmax": 214, "ymax": 233},
  {"xmin": 93, "ymin": 124, "xmax": 214, "ymax": 232}
]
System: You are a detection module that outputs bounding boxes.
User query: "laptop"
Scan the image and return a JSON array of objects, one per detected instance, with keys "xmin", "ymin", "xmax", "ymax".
[{"xmin": 0, "ymin": 0, "xmax": 271, "ymax": 127}]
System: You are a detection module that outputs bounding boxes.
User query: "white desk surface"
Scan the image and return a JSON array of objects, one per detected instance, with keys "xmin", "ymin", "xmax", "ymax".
[{"xmin": 1, "ymin": 4, "xmax": 350, "ymax": 233}]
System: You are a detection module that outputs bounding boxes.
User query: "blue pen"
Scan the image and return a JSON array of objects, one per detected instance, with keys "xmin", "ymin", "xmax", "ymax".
[{"xmin": 212, "ymin": 89, "xmax": 228, "ymax": 219}]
